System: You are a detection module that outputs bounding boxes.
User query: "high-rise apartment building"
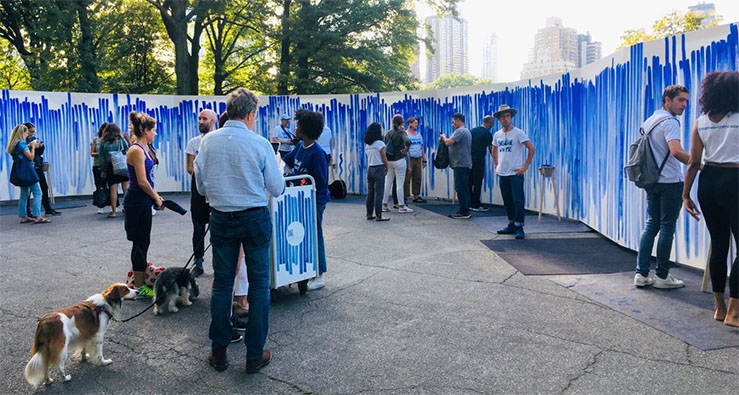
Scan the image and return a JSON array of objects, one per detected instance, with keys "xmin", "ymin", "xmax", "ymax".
[
  {"xmin": 577, "ymin": 32, "xmax": 602, "ymax": 68},
  {"xmin": 425, "ymin": 15, "xmax": 468, "ymax": 84},
  {"xmin": 481, "ymin": 34, "xmax": 498, "ymax": 82},
  {"xmin": 689, "ymin": 2, "xmax": 717, "ymax": 28},
  {"xmin": 521, "ymin": 17, "xmax": 578, "ymax": 79}
]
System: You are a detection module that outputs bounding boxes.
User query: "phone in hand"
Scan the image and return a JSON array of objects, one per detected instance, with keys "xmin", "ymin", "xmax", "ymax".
[{"xmin": 271, "ymin": 142, "xmax": 280, "ymax": 154}]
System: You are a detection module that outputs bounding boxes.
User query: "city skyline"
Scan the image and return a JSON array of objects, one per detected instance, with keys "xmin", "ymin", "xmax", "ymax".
[{"xmin": 416, "ymin": 0, "xmax": 738, "ymax": 83}]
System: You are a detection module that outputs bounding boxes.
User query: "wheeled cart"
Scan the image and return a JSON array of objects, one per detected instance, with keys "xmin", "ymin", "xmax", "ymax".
[{"xmin": 269, "ymin": 175, "xmax": 319, "ymax": 294}]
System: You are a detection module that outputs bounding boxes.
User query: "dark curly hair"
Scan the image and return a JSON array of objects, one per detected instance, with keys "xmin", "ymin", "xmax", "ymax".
[
  {"xmin": 364, "ymin": 122, "xmax": 382, "ymax": 145},
  {"xmin": 297, "ymin": 110, "xmax": 324, "ymax": 141},
  {"xmin": 699, "ymin": 71, "xmax": 739, "ymax": 116}
]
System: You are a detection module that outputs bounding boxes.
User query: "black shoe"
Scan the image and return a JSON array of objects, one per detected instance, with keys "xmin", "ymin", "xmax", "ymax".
[
  {"xmin": 448, "ymin": 213, "xmax": 471, "ymax": 219},
  {"xmin": 515, "ymin": 226, "xmax": 526, "ymax": 240},
  {"xmin": 413, "ymin": 197, "xmax": 427, "ymax": 203},
  {"xmin": 232, "ymin": 315, "xmax": 248, "ymax": 332},
  {"xmin": 208, "ymin": 347, "xmax": 229, "ymax": 371},
  {"xmin": 45, "ymin": 209, "xmax": 61, "ymax": 216},
  {"xmin": 497, "ymin": 224, "xmax": 517, "ymax": 235},
  {"xmin": 190, "ymin": 266, "xmax": 204, "ymax": 278},
  {"xmin": 230, "ymin": 330, "xmax": 243, "ymax": 343},
  {"xmin": 246, "ymin": 349, "xmax": 271, "ymax": 374}
]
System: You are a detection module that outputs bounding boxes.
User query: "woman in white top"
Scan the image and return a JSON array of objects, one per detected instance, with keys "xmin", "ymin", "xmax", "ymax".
[
  {"xmin": 364, "ymin": 123, "xmax": 389, "ymax": 221},
  {"xmin": 683, "ymin": 70, "xmax": 739, "ymax": 328}
]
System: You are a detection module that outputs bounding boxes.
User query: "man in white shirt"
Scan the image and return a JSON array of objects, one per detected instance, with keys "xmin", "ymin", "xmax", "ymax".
[
  {"xmin": 270, "ymin": 114, "xmax": 295, "ymax": 156},
  {"xmin": 185, "ymin": 109, "xmax": 217, "ymax": 277},
  {"xmin": 317, "ymin": 124, "xmax": 333, "ymax": 165},
  {"xmin": 492, "ymin": 105, "xmax": 535, "ymax": 239},
  {"xmin": 634, "ymin": 85, "xmax": 690, "ymax": 289}
]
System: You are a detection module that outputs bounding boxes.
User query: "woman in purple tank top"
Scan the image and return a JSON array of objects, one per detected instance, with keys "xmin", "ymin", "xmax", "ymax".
[{"xmin": 123, "ymin": 111, "xmax": 164, "ymax": 296}]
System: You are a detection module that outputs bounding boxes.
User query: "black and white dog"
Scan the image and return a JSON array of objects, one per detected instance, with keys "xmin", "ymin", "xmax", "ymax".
[{"xmin": 153, "ymin": 267, "xmax": 199, "ymax": 315}]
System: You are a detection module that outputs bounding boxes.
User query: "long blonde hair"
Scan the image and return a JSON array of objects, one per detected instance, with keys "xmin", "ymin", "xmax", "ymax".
[{"xmin": 6, "ymin": 124, "xmax": 28, "ymax": 154}]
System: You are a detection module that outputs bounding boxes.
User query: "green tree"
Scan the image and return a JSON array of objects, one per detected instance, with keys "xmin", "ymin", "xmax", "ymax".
[
  {"xmin": 619, "ymin": 10, "xmax": 724, "ymax": 49},
  {"xmin": 0, "ymin": 39, "xmax": 31, "ymax": 90},
  {"xmin": 97, "ymin": 0, "xmax": 175, "ymax": 94},
  {"xmin": 422, "ymin": 73, "xmax": 490, "ymax": 90},
  {"xmin": 274, "ymin": 0, "xmax": 459, "ymax": 95},
  {"xmin": 146, "ymin": 0, "xmax": 218, "ymax": 95}
]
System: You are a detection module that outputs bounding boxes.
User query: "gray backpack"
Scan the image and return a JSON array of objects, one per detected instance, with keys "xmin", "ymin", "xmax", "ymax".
[{"xmin": 624, "ymin": 115, "xmax": 675, "ymax": 189}]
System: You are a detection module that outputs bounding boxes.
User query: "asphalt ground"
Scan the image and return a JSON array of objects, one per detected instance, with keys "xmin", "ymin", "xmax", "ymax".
[{"xmin": 1, "ymin": 194, "xmax": 737, "ymax": 394}]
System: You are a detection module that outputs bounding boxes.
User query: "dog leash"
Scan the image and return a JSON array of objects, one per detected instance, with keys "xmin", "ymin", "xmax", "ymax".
[{"xmin": 117, "ymin": 224, "xmax": 211, "ymax": 323}]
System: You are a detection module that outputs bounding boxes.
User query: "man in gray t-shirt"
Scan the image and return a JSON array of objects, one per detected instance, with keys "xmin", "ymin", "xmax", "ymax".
[
  {"xmin": 634, "ymin": 85, "xmax": 691, "ymax": 290},
  {"xmin": 440, "ymin": 112, "xmax": 472, "ymax": 218}
]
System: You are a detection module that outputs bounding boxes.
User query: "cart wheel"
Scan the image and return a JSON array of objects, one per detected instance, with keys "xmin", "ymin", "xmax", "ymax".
[{"xmin": 298, "ymin": 280, "xmax": 308, "ymax": 294}]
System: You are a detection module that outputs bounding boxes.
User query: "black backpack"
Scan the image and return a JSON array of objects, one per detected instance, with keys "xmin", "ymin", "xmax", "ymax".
[
  {"xmin": 434, "ymin": 137, "xmax": 449, "ymax": 169},
  {"xmin": 328, "ymin": 164, "xmax": 347, "ymax": 199}
]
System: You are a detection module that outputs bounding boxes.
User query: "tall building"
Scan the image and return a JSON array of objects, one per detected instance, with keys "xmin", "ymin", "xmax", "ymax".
[
  {"xmin": 521, "ymin": 17, "xmax": 578, "ymax": 79},
  {"xmin": 481, "ymin": 34, "xmax": 498, "ymax": 82},
  {"xmin": 577, "ymin": 32, "xmax": 602, "ymax": 68},
  {"xmin": 425, "ymin": 14, "xmax": 468, "ymax": 84},
  {"xmin": 689, "ymin": 2, "xmax": 717, "ymax": 28}
]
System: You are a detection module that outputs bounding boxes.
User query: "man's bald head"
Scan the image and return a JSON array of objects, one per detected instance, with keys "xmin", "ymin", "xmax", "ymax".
[{"xmin": 198, "ymin": 109, "xmax": 218, "ymax": 134}]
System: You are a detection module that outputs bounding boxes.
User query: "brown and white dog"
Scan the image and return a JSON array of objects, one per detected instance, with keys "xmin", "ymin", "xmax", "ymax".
[{"xmin": 24, "ymin": 283, "xmax": 135, "ymax": 387}]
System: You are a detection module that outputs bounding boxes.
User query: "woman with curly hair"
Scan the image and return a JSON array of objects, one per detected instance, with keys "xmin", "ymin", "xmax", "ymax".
[{"xmin": 683, "ymin": 70, "xmax": 739, "ymax": 327}]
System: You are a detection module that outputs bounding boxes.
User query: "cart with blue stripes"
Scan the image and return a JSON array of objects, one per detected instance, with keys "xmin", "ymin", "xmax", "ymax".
[{"xmin": 270, "ymin": 175, "xmax": 319, "ymax": 294}]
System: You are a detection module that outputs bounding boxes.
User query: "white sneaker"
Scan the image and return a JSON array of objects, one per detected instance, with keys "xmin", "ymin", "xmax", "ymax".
[
  {"xmin": 97, "ymin": 208, "xmax": 105, "ymax": 214},
  {"xmin": 633, "ymin": 273, "xmax": 654, "ymax": 287},
  {"xmin": 653, "ymin": 274, "xmax": 685, "ymax": 289},
  {"xmin": 398, "ymin": 206, "xmax": 414, "ymax": 213},
  {"xmin": 471, "ymin": 207, "xmax": 489, "ymax": 212},
  {"xmin": 307, "ymin": 275, "xmax": 325, "ymax": 291},
  {"xmin": 382, "ymin": 205, "xmax": 389, "ymax": 212}
]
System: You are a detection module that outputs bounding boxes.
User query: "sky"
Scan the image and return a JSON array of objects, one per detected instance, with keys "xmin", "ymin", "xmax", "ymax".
[{"xmin": 416, "ymin": 0, "xmax": 739, "ymax": 83}]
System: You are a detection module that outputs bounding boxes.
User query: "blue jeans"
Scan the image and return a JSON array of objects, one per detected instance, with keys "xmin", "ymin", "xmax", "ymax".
[
  {"xmin": 499, "ymin": 175, "xmax": 525, "ymax": 226},
  {"xmin": 209, "ymin": 207, "xmax": 271, "ymax": 359},
  {"xmin": 636, "ymin": 182, "xmax": 683, "ymax": 279},
  {"xmin": 453, "ymin": 167, "xmax": 471, "ymax": 215},
  {"xmin": 317, "ymin": 202, "xmax": 327, "ymax": 274},
  {"xmin": 19, "ymin": 182, "xmax": 41, "ymax": 218}
]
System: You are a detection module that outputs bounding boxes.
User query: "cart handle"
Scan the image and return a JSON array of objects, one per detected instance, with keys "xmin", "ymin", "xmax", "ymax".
[{"xmin": 284, "ymin": 174, "xmax": 316, "ymax": 186}]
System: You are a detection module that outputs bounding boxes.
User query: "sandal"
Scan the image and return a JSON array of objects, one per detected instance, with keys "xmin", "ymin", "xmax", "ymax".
[
  {"xmin": 19, "ymin": 218, "xmax": 33, "ymax": 224},
  {"xmin": 107, "ymin": 213, "xmax": 117, "ymax": 218},
  {"xmin": 33, "ymin": 217, "xmax": 52, "ymax": 224}
]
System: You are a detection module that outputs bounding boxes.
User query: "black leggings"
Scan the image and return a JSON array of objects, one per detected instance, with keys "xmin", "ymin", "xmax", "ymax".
[
  {"xmin": 698, "ymin": 166, "xmax": 739, "ymax": 298},
  {"xmin": 124, "ymin": 189, "xmax": 153, "ymax": 272}
]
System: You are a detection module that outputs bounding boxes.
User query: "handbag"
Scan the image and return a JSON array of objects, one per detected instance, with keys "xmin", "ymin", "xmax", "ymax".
[
  {"xmin": 110, "ymin": 139, "xmax": 128, "ymax": 176},
  {"xmin": 10, "ymin": 152, "xmax": 40, "ymax": 187},
  {"xmin": 93, "ymin": 185, "xmax": 111, "ymax": 208}
]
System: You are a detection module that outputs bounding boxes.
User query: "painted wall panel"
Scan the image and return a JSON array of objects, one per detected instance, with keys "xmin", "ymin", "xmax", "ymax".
[{"xmin": 1, "ymin": 24, "xmax": 737, "ymax": 269}]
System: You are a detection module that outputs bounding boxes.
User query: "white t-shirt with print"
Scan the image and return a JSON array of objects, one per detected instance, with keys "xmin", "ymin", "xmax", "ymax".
[
  {"xmin": 270, "ymin": 125, "xmax": 295, "ymax": 153},
  {"xmin": 643, "ymin": 109, "xmax": 683, "ymax": 183},
  {"xmin": 365, "ymin": 140, "xmax": 385, "ymax": 166},
  {"xmin": 492, "ymin": 127, "xmax": 530, "ymax": 176}
]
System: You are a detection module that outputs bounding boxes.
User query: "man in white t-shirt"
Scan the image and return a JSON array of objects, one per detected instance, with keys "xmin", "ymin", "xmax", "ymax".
[
  {"xmin": 317, "ymin": 124, "xmax": 333, "ymax": 165},
  {"xmin": 270, "ymin": 114, "xmax": 295, "ymax": 156},
  {"xmin": 186, "ymin": 109, "xmax": 218, "ymax": 277},
  {"xmin": 492, "ymin": 105, "xmax": 535, "ymax": 239},
  {"xmin": 634, "ymin": 85, "xmax": 691, "ymax": 289}
]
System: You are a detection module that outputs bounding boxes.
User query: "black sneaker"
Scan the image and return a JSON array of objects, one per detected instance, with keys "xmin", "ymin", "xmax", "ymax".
[
  {"xmin": 515, "ymin": 227, "xmax": 526, "ymax": 240},
  {"xmin": 497, "ymin": 224, "xmax": 517, "ymax": 234},
  {"xmin": 448, "ymin": 213, "xmax": 471, "ymax": 219},
  {"xmin": 208, "ymin": 347, "xmax": 228, "ymax": 371},
  {"xmin": 232, "ymin": 315, "xmax": 247, "ymax": 332},
  {"xmin": 413, "ymin": 197, "xmax": 427, "ymax": 203},
  {"xmin": 190, "ymin": 266, "xmax": 204, "ymax": 278},
  {"xmin": 45, "ymin": 209, "xmax": 61, "ymax": 216},
  {"xmin": 230, "ymin": 331, "xmax": 243, "ymax": 343}
]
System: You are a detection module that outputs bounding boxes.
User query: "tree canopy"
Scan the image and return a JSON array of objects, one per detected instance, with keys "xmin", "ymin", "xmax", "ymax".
[
  {"xmin": 618, "ymin": 10, "xmax": 723, "ymax": 49},
  {"xmin": 1, "ymin": 0, "xmax": 459, "ymax": 95},
  {"xmin": 423, "ymin": 73, "xmax": 491, "ymax": 90}
]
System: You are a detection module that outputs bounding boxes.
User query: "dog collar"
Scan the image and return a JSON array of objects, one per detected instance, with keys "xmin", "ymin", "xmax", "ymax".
[{"xmin": 96, "ymin": 305, "xmax": 118, "ymax": 322}]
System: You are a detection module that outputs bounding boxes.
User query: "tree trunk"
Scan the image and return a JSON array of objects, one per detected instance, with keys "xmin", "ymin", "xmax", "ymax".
[
  {"xmin": 294, "ymin": 0, "xmax": 310, "ymax": 95},
  {"xmin": 74, "ymin": 0, "xmax": 99, "ymax": 92},
  {"xmin": 276, "ymin": 0, "xmax": 291, "ymax": 95}
]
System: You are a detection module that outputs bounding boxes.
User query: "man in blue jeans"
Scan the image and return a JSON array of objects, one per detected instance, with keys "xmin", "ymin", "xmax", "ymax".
[
  {"xmin": 634, "ymin": 85, "xmax": 690, "ymax": 289},
  {"xmin": 492, "ymin": 105, "xmax": 535, "ymax": 239},
  {"xmin": 441, "ymin": 112, "xmax": 472, "ymax": 219},
  {"xmin": 195, "ymin": 88, "xmax": 285, "ymax": 373}
]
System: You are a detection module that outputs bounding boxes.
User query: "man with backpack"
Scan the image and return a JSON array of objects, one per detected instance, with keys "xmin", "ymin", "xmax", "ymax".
[{"xmin": 633, "ymin": 85, "xmax": 691, "ymax": 289}]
